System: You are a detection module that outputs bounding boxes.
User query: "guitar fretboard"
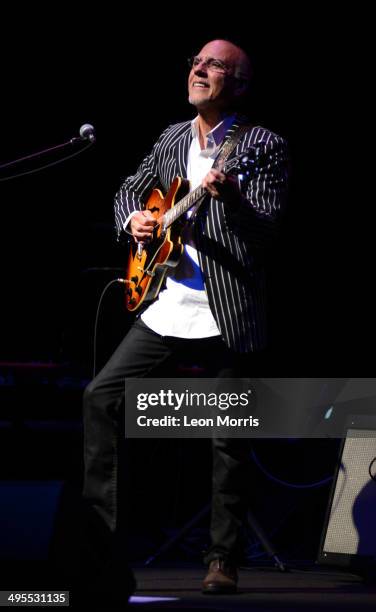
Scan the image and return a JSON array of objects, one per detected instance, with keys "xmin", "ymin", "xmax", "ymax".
[
  {"xmin": 163, "ymin": 156, "xmax": 240, "ymax": 228},
  {"xmin": 163, "ymin": 185, "xmax": 206, "ymax": 228}
]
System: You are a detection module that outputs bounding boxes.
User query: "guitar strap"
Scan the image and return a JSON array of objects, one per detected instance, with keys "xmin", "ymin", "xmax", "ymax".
[
  {"xmin": 212, "ymin": 123, "xmax": 253, "ymax": 170},
  {"xmin": 189, "ymin": 123, "xmax": 253, "ymax": 220}
]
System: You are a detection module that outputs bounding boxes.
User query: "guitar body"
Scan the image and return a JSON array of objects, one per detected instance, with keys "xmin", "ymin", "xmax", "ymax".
[
  {"xmin": 124, "ymin": 150, "xmax": 254, "ymax": 311},
  {"xmin": 125, "ymin": 176, "xmax": 190, "ymax": 311}
]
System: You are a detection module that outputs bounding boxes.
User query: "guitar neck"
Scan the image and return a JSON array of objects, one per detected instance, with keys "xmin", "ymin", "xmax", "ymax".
[
  {"xmin": 162, "ymin": 154, "xmax": 244, "ymax": 229},
  {"xmin": 163, "ymin": 184, "xmax": 206, "ymax": 228}
]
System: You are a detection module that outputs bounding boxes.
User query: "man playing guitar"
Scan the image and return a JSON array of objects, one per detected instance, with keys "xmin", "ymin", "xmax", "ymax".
[{"xmin": 83, "ymin": 38, "xmax": 289, "ymax": 598}]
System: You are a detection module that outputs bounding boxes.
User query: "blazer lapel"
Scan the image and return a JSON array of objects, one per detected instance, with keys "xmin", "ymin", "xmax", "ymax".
[
  {"xmin": 173, "ymin": 114, "xmax": 249, "ymax": 178},
  {"xmin": 175, "ymin": 124, "xmax": 192, "ymax": 178}
]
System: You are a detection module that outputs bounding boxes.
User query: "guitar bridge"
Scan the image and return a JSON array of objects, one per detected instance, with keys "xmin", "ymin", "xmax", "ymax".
[
  {"xmin": 137, "ymin": 266, "xmax": 155, "ymax": 278},
  {"xmin": 161, "ymin": 218, "xmax": 168, "ymax": 237}
]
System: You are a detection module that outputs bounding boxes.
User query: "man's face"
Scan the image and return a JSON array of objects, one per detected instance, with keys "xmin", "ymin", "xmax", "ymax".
[{"xmin": 188, "ymin": 40, "xmax": 247, "ymax": 113}]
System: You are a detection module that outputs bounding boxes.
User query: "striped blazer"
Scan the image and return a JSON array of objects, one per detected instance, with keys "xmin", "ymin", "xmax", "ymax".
[{"xmin": 114, "ymin": 116, "xmax": 289, "ymax": 352}]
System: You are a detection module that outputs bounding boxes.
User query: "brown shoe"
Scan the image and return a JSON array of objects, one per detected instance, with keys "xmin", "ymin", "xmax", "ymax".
[{"xmin": 202, "ymin": 559, "xmax": 238, "ymax": 594}]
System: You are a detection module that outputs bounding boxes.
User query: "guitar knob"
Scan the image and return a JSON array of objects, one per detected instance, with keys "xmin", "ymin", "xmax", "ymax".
[
  {"xmin": 129, "ymin": 298, "xmax": 137, "ymax": 306},
  {"xmin": 131, "ymin": 275, "xmax": 139, "ymax": 284},
  {"xmin": 135, "ymin": 285, "xmax": 142, "ymax": 295}
]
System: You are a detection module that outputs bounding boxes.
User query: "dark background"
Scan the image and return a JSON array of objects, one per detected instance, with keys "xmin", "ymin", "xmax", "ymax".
[
  {"xmin": 0, "ymin": 7, "xmax": 371, "ymax": 566},
  {"xmin": 1, "ymin": 7, "xmax": 367, "ymax": 371}
]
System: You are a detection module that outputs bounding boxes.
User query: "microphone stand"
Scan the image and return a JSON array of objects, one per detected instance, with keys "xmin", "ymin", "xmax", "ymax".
[
  {"xmin": 0, "ymin": 132, "xmax": 95, "ymax": 181},
  {"xmin": 0, "ymin": 138, "xmax": 84, "ymax": 170}
]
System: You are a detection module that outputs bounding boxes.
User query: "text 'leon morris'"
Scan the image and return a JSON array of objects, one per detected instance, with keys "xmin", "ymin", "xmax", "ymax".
[{"xmin": 136, "ymin": 415, "xmax": 260, "ymax": 427}]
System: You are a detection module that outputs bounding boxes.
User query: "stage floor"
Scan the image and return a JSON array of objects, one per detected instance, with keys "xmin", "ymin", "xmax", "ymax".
[
  {"xmin": 129, "ymin": 563, "xmax": 376, "ymax": 610},
  {"xmin": 0, "ymin": 560, "xmax": 375, "ymax": 609}
]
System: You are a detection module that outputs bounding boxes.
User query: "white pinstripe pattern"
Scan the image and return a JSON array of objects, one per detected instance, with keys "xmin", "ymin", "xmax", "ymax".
[{"xmin": 114, "ymin": 116, "xmax": 289, "ymax": 352}]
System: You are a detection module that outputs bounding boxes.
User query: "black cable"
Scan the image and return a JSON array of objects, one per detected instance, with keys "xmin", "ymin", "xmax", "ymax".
[
  {"xmin": 369, "ymin": 457, "xmax": 376, "ymax": 482},
  {"xmin": 92, "ymin": 278, "xmax": 127, "ymax": 379},
  {"xmin": 250, "ymin": 447, "xmax": 333, "ymax": 489},
  {"xmin": 0, "ymin": 141, "xmax": 94, "ymax": 182}
]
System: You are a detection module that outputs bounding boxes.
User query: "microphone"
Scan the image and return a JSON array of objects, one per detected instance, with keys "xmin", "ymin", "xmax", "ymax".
[{"xmin": 79, "ymin": 123, "xmax": 96, "ymax": 142}]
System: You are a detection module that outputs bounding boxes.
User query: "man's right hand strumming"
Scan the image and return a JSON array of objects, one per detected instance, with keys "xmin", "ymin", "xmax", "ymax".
[{"xmin": 130, "ymin": 210, "xmax": 157, "ymax": 243}]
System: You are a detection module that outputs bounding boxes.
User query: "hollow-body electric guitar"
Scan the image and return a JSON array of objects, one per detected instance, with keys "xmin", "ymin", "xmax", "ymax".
[{"xmin": 124, "ymin": 154, "xmax": 254, "ymax": 311}]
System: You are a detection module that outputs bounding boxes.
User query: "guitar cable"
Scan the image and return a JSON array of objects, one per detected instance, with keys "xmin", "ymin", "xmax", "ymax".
[{"xmin": 92, "ymin": 277, "xmax": 128, "ymax": 379}]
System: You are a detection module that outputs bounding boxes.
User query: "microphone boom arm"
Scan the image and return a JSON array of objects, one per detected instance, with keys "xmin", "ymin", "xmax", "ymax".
[{"xmin": 0, "ymin": 124, "xmax": 95, "ymax": 181}]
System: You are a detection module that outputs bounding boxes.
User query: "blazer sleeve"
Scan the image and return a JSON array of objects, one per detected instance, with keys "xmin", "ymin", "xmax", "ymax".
[
  {"xmin": 114, "ymin": 126, "xmax": 171, "ymax": 240},
  {"xmin": 225, "ymin": 134, "xmax": 290, "ymax": 247}
]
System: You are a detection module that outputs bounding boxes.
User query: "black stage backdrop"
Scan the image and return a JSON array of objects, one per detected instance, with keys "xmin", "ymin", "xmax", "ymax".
[
  {"xmin": 1, "ymin": 8, "xmax": 369, "ymax": 373},
  {"xmin": 0, "ymin": 7, "xmax": 372, "ymax": 566}
]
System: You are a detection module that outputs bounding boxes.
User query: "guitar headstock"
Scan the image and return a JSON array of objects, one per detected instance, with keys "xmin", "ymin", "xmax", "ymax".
[
  {"xmin": 233, "ymin": 154, "xmax": 254, "ymax": 176},
  {"xmin": 224, "ymin": 147, "xmax": 259, "ymax": 178}
]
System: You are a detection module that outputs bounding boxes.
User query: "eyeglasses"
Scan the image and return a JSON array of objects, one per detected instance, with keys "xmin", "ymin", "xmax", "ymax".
[{"xmin": 187, "ymin": 55, "xmax": 231, "ymax": 74}]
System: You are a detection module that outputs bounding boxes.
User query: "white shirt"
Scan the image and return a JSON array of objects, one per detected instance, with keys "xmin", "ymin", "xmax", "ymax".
[{"xmin": 137, "ymin": 116, "xmax": 235, "ymax": 337}]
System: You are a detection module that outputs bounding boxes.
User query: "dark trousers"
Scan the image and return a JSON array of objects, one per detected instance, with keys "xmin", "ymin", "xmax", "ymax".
[{"xmin": 83, "ymin": 318, "xmax": 253, "ymax": 566}]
